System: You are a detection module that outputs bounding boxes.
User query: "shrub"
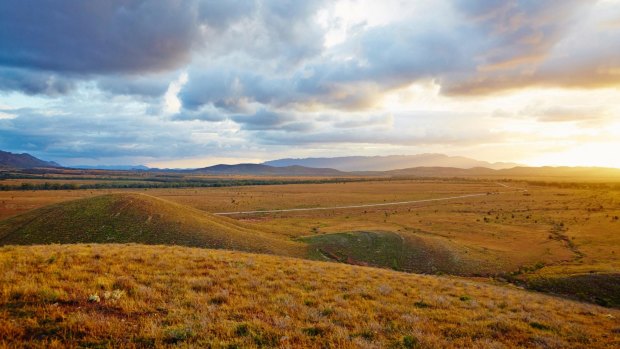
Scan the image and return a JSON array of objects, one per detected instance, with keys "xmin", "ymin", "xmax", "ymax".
[
  {"xmin": 402, "ymin": 335, "xmax": 420, "ymax": 348},
  {"xmin": 209, "ymin": 295, "xmax": 228, "ymax": 305},
  {"xmin": 414, "ymin": 301, "xmax": 430, "ymax": 308},
  {"xmin": 357, "ymin": 329, "xmax": 375, "ymax": 341},
  {"xmin": 302, "ymin": 327, "xmax": 324, "ymax": 337},
  {"xmin": 235, "ymin": 323, "xmax": 249, "ymax": 336},
  {"xmin": 530, "ymin": 322, "xmax": 552, "ymax": 331},
  {"xmin": 164, "ymin": 327, "xmax": 195, "ymax": 344}
]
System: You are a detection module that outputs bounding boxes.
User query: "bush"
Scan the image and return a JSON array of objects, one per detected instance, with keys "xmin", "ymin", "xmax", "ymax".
[
  {"xmin": 414, "ymin": 301, "xmax": 430, "ymax": 308},
  {"xmin": 235, "ymin": 323, "xmax": 249, "ymax": 336},
  {"xmin": 530, "ymin": 322, "xmax": 552, "ymax": 331},
  {"xmin": 164, "ymin": 327, "xmax": 195, "ymax": 344},
  {"xmin": 402, "ymin": 335, "xmax": 420, "ymax": 348},
  {"xmin": 302, "ymin": 327, "xmax": 324, "ymax": 337}
]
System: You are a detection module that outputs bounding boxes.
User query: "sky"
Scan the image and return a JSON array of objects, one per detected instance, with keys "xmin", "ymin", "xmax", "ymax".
[{"xmin": 0, "ymin": 0, "xmax": 619, "ymax": 168}]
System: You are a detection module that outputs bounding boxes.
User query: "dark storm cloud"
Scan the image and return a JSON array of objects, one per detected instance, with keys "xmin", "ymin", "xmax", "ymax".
[
  {"xmin": 0, "ymin": 0, "xmax": 203, "ymax": 74},
  {"xmin": 0, "ymin": 0, "xmax": 327, "ymax": 74},
  {"xmin": 0, "ymin": 0, "xmax": 328, "ymax": 98},
  {"xmin": 0, "ymin": 68, "xmax": 76, "ymax": 96},
  {"xmin": 197, "ymin": 0, "xmax": 258, "ymax": 29}
]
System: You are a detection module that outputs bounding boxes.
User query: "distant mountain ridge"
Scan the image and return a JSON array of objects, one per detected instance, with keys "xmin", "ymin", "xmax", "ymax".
[
  {"xmin": 191, "ymin": 163, "xmax": 345, "ymax": 176},
  {"xmin": 264, "ymin": 154, "xmax": 520, "ymax": 171},
  {"xmin": 0, "ymin": 150, "xmax": 60, "ymax": 169},
  {"xmin": 70, "ymin": 164, "xmax": 150, "ymax": 171}
]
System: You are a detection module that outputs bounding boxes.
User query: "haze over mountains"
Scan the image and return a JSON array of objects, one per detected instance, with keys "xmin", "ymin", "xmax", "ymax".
[
  {"xmin": 1, "ymin": 150, "xmax": 520, "ymax": 172},
  {"xmin": 189, "ymin": 163, "xmax": 345, "ymax": 176},
  {"xmin": 4, "ymin": 149, "xmax": 620, "ymax": 181},
  {"xmin": 264, "ymin": 154, "xmax": 520, "ymax": 171}
]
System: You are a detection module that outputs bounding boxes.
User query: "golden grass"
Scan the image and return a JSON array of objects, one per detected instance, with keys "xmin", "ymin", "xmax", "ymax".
[
  {"xmin": 0, "ymin": 179, "xmax": 618, "ymax": 305},
  {"xmin": 1, "ymin": 244, "xmax": 618, "ymax": 348}
]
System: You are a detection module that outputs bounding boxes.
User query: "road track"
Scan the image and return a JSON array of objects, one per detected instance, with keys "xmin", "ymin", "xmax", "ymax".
[{"xmin": 214, "ymin": 182, "xmax": 527, "ymax": 216}]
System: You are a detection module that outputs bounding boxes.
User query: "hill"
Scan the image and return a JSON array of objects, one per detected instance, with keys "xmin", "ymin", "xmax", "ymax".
[
  {"xmin": 0, "ymin": 244, "xmax": 617, "ymax": 348},
  {"xmin": 0, "ymin": 193, "xmax": 304, "ymax": 256},
  {"xmin": 0, "ymin": 192, "xmax": 502, "ymax": 276},
  {"xmin": 264, "ymin": 154, "xmax": 520, "ymax": 171},
  {"xmin": 301, "ymin": 231, "xmax": 501, "ymax": 275},
  {"xmin": 0, "ymin": 150, "xmax": 60, "ymax": 169},
  {"xmin": 191, "ymin": 163, "xmax": 346, "ymax": 176}
]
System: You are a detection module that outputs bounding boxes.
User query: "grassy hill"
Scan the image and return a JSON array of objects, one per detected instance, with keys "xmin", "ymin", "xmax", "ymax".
[
  {"xmin": 0, "ymin": 190, "xmax": 617, "ymax": 310},
  {"xmin": 0, "ymin": 193, "xmax": 305, "ymax": 257},
  {"xmin": 0, "ymin": 244, "xmax": 617, "ymax": 348},
  {"xmin": 302, "ymin": 231, "xmax": 499, "ymax": 275},
  {"xmin": 0, "ymin": 194, "xmax": 497, "ymax": 276}
]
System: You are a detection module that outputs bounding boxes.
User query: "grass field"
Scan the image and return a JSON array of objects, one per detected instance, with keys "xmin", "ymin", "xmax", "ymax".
[
  {"xmin": 1, "ymin": 244, "xmax": 618, "ymax": 348},
  {"xmin": 0, "ymin": 178, "xmax": 618, "ymax": 309}
]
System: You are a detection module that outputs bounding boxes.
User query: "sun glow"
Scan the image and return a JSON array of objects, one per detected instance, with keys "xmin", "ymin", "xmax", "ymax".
[{"xmin": 526, "ymin": 141, "xmax": 620, "ymax": 168}]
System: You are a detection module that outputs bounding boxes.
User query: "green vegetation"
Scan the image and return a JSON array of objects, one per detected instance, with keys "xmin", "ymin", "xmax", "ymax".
[
  {"xmin": 301, "ymin": 231, "xmax": 492, "ymax": 275},
  {"xmin": 525, "ymin": 273, "xmax": 620, "ymax": 308},
  {"xmin": 302, "ymin": 231, "xmax": 406, "ymax": 269}
]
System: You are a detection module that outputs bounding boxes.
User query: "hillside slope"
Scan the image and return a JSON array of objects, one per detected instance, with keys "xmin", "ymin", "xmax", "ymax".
[
  {"xmin": 302, "ymin": 231, "xmax": 502, "ymax": 275},
  {"xmin": 0, "ymin": 193, "xmax": 305, "ymax": 256},
  {"xmin": 0, "ymin": 244, "xmax": 617, "ymax": 348}
]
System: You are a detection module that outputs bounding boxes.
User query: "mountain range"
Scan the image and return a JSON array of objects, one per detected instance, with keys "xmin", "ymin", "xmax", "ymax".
[
  {"xmin": 4, "ymin": 150, "xmax": 619, "ymax": 180},
  {"xmin": 264, "ymin": 154, "xmax": 520, "ymax": 171},
  {"xmin": 189, "ymin": 163, "xmax": 345, "ymax": 176},
  {"xmin": 0, "ymin": 150, "xmax": 60, "ymax": 169}
]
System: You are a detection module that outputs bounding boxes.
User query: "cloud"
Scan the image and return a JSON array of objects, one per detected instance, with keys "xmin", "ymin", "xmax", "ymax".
[
  {"xmin": 178, "ymin": 0, "xmax": 620, "ymax": 114},
  {"xmin": 197, "ymin": 0, "xmax": 258, "ymax": 29},
  {"xmin": 177, "ymin": 19, "xmax": 472, "ymax": 112},
  {"xmin": 171, "ymin": 105, "xmax": 227, "ymax": 122},
  {"xmin": 1, "ymin": 0, "xmax": 619, "ymax": 167},
  {"xmin": 0, "ymin": 68, "xmax": 76, "ymax": 96},
  {"xmin": 0, "ymin": 104, "xmax": 236, "ymax": 162},
  {"xmin": 444, "ymin": 0, "xmax": 620, "ymax": 94},
  {"xmin": 97, "ymin": 74, "xmax": 176, "ymax": 98},
  {"xmin": 2, "ymin": 0, "xmax": 619, "ymax": 103},
  {"xmin": 330, "ymin": 114, "xmax": 394, "ymax": 128},
  {"xmin": 231, "ymin": 109, "xmax": 316, "ymax": 132},
  {"xmin": 0, "ymin": 1, "xmax": 206, "ymax": 74}
]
